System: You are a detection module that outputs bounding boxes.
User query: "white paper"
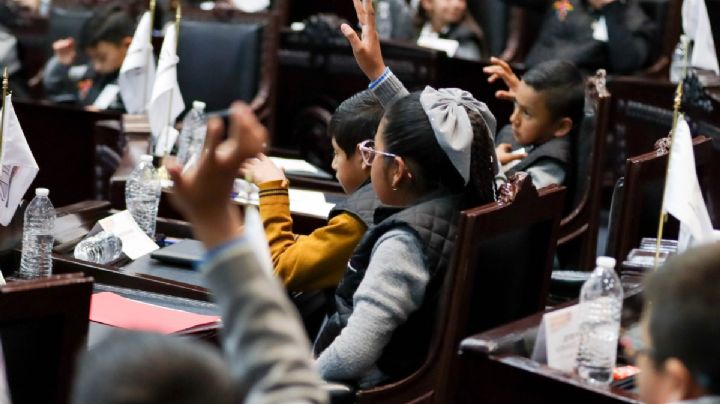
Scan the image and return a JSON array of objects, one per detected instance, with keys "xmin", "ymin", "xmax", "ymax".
[
  {"xmin": 244, "ymin": 205, "xmax": 274, "ymax": 276},
  {"xmin": 232, "ymin": 0, "xmax": 269, "ymax": 12},
  {"xmin": 662, "ymin": 117, "xmax": 715, "ymax": 251},
  {"xmin": 0, "ymin": 94, "xmax": 39, "ymax": 226},
  {"xmin": 148, "ymin": 23, "xmax": 185, "ymax": 142},
  {"xmin": 119, "ymin": 11, "xmax": 156, "ymax": 114},
  {"xmin": 531, "ymin": 305, "xmax": 582, "ymax": 372},
  {"xmin": 268, "ymin": 157, "xmax": 322, "ymax": 176},
  {"xmin": 289, "ymin": 188, "xmax": 335, "ymax": 218},
  {"xmin": 99, "ymin": 210, "xmax": 159, "ymax": 259},
  {"xmin": 92, "ymin": 84, "xmax": 120, "ymax": 110}
]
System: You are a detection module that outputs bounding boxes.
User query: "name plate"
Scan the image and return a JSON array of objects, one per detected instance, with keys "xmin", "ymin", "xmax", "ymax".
[
  {"xmin": 531, "ymin": 304, "xmax": 582, "ymax": 372},
  {"xmin": 99, "ymin": 210, "xmax": 159, "ymax": 260}
]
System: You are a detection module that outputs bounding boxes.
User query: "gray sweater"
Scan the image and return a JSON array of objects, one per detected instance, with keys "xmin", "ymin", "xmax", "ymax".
[
  {"xmin": 314, "ymin": 228, "xmax": 429, "ymax": 387},
  {"xmin": 201, "ymin": 238, "xmax": 328, "ymax": 403}
]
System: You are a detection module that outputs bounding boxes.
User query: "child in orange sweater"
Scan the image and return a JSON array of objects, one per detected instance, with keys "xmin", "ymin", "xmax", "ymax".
[{"xmin": 242, "ymin": 91, "xmax": 384, "ymax": 291}]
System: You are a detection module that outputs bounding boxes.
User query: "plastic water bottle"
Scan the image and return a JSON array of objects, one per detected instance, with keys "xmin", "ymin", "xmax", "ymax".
[
  {"xmin": 125, "ymin": 154, "xmax": 161, "ymax": 239},
  {"xmin": 176, "ymin": 101, "xmax": 207, "ymax": 165},
  {"xmin": 576, "ymin": 256, "xmax": 624, "ymax": 384},
  {"xmin": 669, "ymin": 35, "xmax": 689, "ymax": 83},
  {"xmin": 376, "ymin": 0, "xmax": 393, "ymax": 40},
  {"xmin": 74, "ymin": 231, "xmax": 123, "ymax": 264},
  {"xmin": 18, "ymin": 188, "xmax": 55, "ymax": 279}
]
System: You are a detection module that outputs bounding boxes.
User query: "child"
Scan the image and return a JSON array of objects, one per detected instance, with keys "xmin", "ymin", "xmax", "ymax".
[
  {"xmin": 43, "ymin": 3, "xmax": 133, "ymax": 110},
  {"xmin": 637, "ymin": 242, "xmax": 720, "ymax": 404},
  {"xmin": 506, "ymin": 0, "xmax": 656, "ymax": 74},
  {"xmin": 416, "ymin": 0, "xmax": 487, "ymax": 60},
  {"xmin": 241, "ymin": 90, "xmax": 384, "ymax": 292},
  {"xmin": 483, "ymin": 57, "xmax": 584, "ymax": 189},
  {"xmin": 312, "ymin": 0, "xmax": 498, "ymax": 387}
]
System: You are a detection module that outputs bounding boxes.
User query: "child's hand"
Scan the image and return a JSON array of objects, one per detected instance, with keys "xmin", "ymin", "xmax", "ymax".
[
  {"xmin": 340, "ymin": 0, "xmax": 387, "ymax": 81},
  {"xmin": 52, "ymin": 38, "xmax": 77, "ymax": 66},
  {"xmin": 495, "ymin": 143, "xmax": 527, "ymax": 165},
  {"xmin": 240, "ymin": 154, "xmax": 286, "ymax": 185},
  {"xmin": 483, "ymin": 57, "xmax": 520, "ymax": 102},
  {"xmin": 167, "ymin": 103, "xmax": 268, "ymax": 249}
]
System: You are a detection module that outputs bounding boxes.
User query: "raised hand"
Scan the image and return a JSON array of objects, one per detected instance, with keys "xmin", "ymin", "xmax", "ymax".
[
  {"xmin": 483, "ymin": 57, "xmax": 520, "ymax": 102},
  {"xmin": 167, "ymin": 102, "xmax": 268, "ymax": 249},
  {"xmin": 340, "ymin": 0, "xmax": 387, "ymax": 81},
  {"xmin": 52, "ymin": 38, "xmax": 77, "ymax": 66}
]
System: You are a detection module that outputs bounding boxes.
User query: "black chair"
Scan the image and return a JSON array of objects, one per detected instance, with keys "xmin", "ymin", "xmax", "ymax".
[{"xmin": 177, "ymin": 9, "xmax": 280, "ymax": 133}]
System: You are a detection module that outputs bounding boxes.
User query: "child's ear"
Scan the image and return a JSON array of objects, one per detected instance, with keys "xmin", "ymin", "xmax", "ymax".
[
  {"xmin": 663, "ymin": 358, "xmax": 701, "ymax": 401},
  {"xmin": 553, "ymin": 117, "xmax": 573, "ymax": 138},
  {"xmin": 122, "ymin": 36, "xmax": 132, "ymax": 49},
  {"xmin": 354, "ymin": 150, "xmax": 371, "ymax": 172},
  {"xmin": 391, "ymin": 156, "xmax": 413, "ymax": 189}
]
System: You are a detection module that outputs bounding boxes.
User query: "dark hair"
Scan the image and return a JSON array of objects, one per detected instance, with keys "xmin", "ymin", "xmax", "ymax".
[
  {"xmin": 522, "ymin": 60, "xmax": 585, "ymax": 128},
  {"xmin": 382, "ymin": 92, "xmax": 496, "ymax": 206},
  {"xmin": 329, "ymin": 90, "xmax": 384, "ymax": 157},
  {"xmin": 79, "ymin": 3, "xmax": 134, "ymax": 49},
  {"xmin": 72, "ymin": 331, "xmax": 235, "ymax": 404},
  {"xmin": 643, "ymin": 242, "xmax": 720, "ymax": 394}
]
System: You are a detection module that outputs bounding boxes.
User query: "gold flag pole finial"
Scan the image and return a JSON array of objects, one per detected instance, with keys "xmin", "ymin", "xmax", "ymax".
[
  {"xmin": 654, "ymin": 36, "xmax": 690, "ymax": 269},
  {"xmin": 0, "ymin": 67, "xmax": 9, "ymax": 163}
]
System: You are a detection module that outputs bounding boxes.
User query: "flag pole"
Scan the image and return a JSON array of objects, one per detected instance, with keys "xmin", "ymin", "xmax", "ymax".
[
  {"xmin": 142, "ymin": 0, "xmax": 156, "ymax": 113},
  {"xmin": 157, "ymin": 3, "xmax": 180, "ymax": 179},
  {"xmin": 0, "ymin": 67, "xmax": 8, "ymax": 164},
  {"xmin": 654, "ymin": 37, "xmax": 690, "ymax": 269}
]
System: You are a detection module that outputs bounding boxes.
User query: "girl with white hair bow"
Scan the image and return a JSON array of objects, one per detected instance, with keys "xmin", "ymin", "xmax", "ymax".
[{"xmin": 312, "ymin": 0, "xmax": 499, "ymax": 388}]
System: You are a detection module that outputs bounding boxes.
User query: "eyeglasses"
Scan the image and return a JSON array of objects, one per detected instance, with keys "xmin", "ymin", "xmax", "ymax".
[{"xmin": 357, "ymin": 140, "xmax": 398, "ymax": 165}]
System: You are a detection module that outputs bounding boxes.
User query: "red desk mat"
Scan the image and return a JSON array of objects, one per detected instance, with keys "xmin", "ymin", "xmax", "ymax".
[{"xmin": 90, "ymin": 292, "xmax": 220, "ymax": 334}]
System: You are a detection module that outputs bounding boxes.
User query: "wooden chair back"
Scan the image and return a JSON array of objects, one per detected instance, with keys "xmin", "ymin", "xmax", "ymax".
[
  {"xmin": 0, "ymin": 273, "xmax": 93, "ymax": 404},
  {"xmin": 356, "ymin": 174, "xmax": 566, "ymax": 403},
  {"xmin": 13, "ymin": 100, "xmax": 121, "ymax": 206},
  {"xmin": 606, "ymin": 136, "xmax": 713, "ymax": 264},
  {"xmin": 556, "ymin": 69, "xmax": 611, "ymax": 269}
]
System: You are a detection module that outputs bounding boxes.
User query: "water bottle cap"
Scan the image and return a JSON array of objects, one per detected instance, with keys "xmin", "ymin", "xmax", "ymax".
[
  {"xmin": 192, "ymin": 101, "xmax": 206, "ymax": 111},
  {"xmin": 140, "ymin": 154, "xmax": 154, "ymax": 163},
  {"xmin": 596, "ymin": 256, "xmax": 616, "ymax": 269},
  {"xmin": 35, "ymin": 188, "xmax": 49, "ymax": 197}
]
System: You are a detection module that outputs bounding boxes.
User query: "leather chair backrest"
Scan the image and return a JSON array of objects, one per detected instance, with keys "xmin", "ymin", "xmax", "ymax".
[
  {"xmin": 177, "ymin": 19, "xmax": 263, "ymax": 112},
  {"xmin": 47, "ymin": 7, "xmax": 93, "ymax": 54}
]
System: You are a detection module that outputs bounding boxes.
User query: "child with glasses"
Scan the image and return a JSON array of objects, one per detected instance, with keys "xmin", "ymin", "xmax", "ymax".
[
  {"xmin": 311, "ymin": 0, "xmax": 498, "ymax": 387},
  {"xmin": 635, "ymin": 242, "xmax": 720, "ymax": 404},
  {"xmin": 241, "ymin": 90, "xmax": 384, "ymax": 292}
]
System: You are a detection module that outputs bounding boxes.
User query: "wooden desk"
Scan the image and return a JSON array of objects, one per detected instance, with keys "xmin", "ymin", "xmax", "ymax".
[{"xmin": 456, "ymin": 289, "xmax": 644, "ymax": 403}]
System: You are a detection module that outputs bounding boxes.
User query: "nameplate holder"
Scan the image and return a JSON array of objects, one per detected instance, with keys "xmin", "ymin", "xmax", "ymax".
[
  {"xmin": 531, "ymin": 304, "xmax": 581, "ymax": 372},
  {"xmin": 98, "ymin": 210, "xmax": 159, "ymax": 260}
]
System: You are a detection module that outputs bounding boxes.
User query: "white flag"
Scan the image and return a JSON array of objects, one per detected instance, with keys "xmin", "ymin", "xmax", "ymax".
[
  {"xmin": 0, "ymin": 94, "xmax": 39, "ymax": 226},
  {"xmin": 119, "ymin": 11, "xmax": 156, "ymax": 114},
  {"xmin": 662, "ymin": 116, "xmax": 715, "ymax": 251},
  {"xmin": 148, "ymin": 22, "xmax": 184, "ymax": 155},
  {"xmin": 682, "ymin": 0, "xmax": 719, "ymax": 74}
]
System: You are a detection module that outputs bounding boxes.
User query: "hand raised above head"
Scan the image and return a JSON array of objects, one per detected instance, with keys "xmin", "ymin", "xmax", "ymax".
[
  {"xmin": 483, "ymin": 57, "xmax": 520, "ymax": 102},
  {"xmin": 167, "ymin": 102, "xmax": 268, "ymax": 249},
  {"xmin": 340, "ymin": 0, "xmax": 387, "ymax": 81}
]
